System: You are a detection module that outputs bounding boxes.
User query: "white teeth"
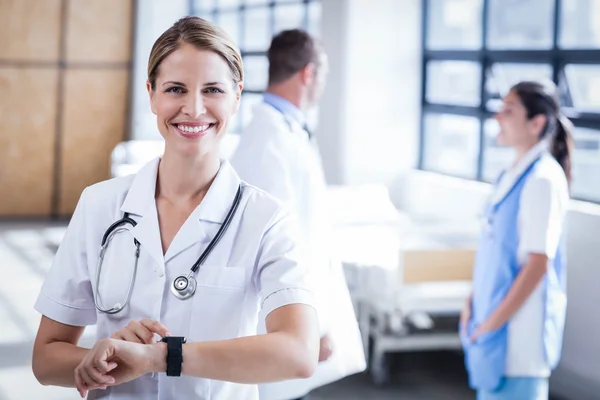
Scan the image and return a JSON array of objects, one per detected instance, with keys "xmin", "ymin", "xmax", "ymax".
[{"xmin": 177, "ymin": 124, "xmax": 210, "ymax": 133}]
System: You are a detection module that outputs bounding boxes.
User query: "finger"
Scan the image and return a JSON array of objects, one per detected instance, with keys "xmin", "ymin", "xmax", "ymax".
[
  {"xmin": 79, "ymin": 368, "xmax": 104, "ymax": 389},
  {"xmin": 111, "ymin": 330, "xmax": 133, "ymax": 341},
  {"xmin": 141, "ymin": 319, "xmax": 171, "ymax": 338},
  {"xmin": 88, "ymin": 363, "xmax": 116, "ymax": 385},
  {"xmin": 122, "ymin": 320, "xmax": 154, "ymax": 344},
  {"xmin": 79, "ymin": 369, "xmax": 105, "ymax": 396},
  {"xmin": 133, "ymin": 325, "xmax": 155, "ymax": 344},
  {"xmin": 74, "ymin": 369, "xmax": 87, "ymax": 398},
  {"xmin": 94, "ymin": 358, "xmax": 118, "ymax": 374},
  {"xmin": 121, "ymin": 329, "xmax": 143, "ymax": 344}
]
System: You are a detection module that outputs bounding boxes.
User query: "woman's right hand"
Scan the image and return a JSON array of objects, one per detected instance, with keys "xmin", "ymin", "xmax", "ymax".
[{"xmin": 110, "ymin": 319, "xmax": 171, "ymax": 344}]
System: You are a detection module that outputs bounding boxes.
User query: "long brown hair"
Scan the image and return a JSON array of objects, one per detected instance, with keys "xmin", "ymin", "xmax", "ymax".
[{"xmin": 512, "ymin": 81, "xmax": 574, "ymax": 183}]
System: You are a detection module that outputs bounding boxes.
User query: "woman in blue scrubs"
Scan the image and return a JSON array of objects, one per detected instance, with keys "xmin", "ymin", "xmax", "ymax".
[{"xmin": 461, "ymin": 80, "xmax": 572, "ymax": 400}]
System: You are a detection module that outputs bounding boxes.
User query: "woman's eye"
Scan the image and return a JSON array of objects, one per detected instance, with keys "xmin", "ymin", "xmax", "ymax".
[
  {"xmin": 166, "ymin": 87, "xmax": 184, "ymax": 94},
  {"xmin": 205, "ymin": 87, "xmax": 224, "ymax": 94}
]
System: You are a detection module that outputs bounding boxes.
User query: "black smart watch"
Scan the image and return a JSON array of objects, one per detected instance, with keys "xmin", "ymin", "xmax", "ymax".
[{"xmin": 160, "ymin": 336, "xmax": 186, "ymax": 377}]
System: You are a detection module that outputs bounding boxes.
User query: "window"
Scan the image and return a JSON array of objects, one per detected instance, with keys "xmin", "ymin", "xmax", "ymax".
[
  {"xmin": 559, "ymin": 0, "xmax": 600, "ymax": 48},
  {"xmin": 420, "ymin": 0, "xmax": 600, "ymax": 203},
  {"xmin": 426, "ymin": 0, "xmax": 483, "ymax": 49},
  {"xmin": 487, "ymin": 0, "xmax": 555, "ymax": 50},
  {"xmin": 482, "ymin": 118, "xmax": 515, "ymax": 183},
  {"xmin": 423, "ymin": 114, "xmax": 480, "ymax": 179},
  {"xmin": 192, "ymin": 0, "xmax": 321, "ymax": 132},
  {"xmin": 485, "ymin": 63, "xmax": 553, "ymax": 110},
  {"xmin": 571, "ymin": 127, "xmax": 600, "ymax": 201},
  {"xmin": 426, "ymin": 61, "xmax": 481, "ymax": 106},
  {"xmin": 563, "ymin": 65, "xmax": 600, "ymax": 112}
]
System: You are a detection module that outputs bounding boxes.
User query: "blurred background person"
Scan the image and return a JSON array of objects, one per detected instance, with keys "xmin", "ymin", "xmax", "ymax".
[
  {"xmin": 231, "ymin": 29, "xmax": 366, "ymax": 400},
  {"xmin": 461, "ymin": 80, "xmax": 571, "ymax": 400}
]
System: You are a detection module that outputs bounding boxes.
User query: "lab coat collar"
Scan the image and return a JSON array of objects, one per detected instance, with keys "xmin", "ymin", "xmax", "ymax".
[
  {"xmin": 120, "ymin": 157, "xmax": 164, "ymax": 271},
  {"xmin": 263, "ymin": 92, "xmax": 306, "ymax": 127},
  {"xmin": 119, "ymin": 157, "xmax": 242, "ymax": 266},
  {"xmin": 193, "ymin": 159, "xmax": 242, "ymax": 224},
  {"xmin": 120, "ymin": 157, "xmax": 160, "ymax": 217},
  {"xmin": 252, "ymin": 102, "xmax": 309, "ymax": 141},
  {"xmin": 491, "ymin": 140, "xmax": 549, "ymax": 206},
  {"xmin": 120, "ymin": 156, "xmax": 241, "ymax": 223}
]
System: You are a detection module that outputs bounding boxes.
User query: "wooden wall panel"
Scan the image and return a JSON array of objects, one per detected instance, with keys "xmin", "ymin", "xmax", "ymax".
[
  {"xmin": 0, "ymin": 0, "xmax": 62, "ymax": 61},
  {"xmin": 58, "ymin": 69, "xmax": 129, "ymax": 215},
  {"xmin": 65, "ymin": 0, "xmax": 133, "ymax": 63},
  {"xmin": 0, "ymin": 68, "xmax": 58, "ymax": 216}
]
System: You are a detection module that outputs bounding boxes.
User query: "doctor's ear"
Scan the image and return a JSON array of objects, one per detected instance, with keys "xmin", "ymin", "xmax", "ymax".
[
  {"xmin": 300, "ymin": 63, "xmax": 316, "ymax": 85},
  {"xmin": 146, "ymin": 80, "xmax": 157, "ymax": 115}
]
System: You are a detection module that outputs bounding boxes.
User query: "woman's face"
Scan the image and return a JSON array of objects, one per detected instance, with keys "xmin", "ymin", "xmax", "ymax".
[
  {"xmin": 147, "ymin": 42, "xmax": 242, "ymax": 158},
  {"xmin": 494, "ymin": 89, "xmax": 544, "ymax": 149}
]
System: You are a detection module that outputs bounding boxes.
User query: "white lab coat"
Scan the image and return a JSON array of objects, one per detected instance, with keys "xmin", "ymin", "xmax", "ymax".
[
  {"xmin": 231, "ymin": 103, "xmax": 366, "ymax": 400},
  {"xmin": 34, "ymin": 157, "xmax": 317, "ymax": 400}
]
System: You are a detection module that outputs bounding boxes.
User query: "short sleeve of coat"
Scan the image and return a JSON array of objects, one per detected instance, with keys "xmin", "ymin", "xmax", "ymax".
[{"xmin": 34, "ymin": 188, "xmax": 97, "ymax": 326}]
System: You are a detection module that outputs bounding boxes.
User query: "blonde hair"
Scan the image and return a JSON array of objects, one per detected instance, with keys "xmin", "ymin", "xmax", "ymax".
[{"xmin": 147, "ymin": 16, "xmax": 243, "ymax": 90}]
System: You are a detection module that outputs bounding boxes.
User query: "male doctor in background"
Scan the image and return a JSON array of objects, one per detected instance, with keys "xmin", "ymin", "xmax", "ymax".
[{"xmin": 230, "ymin": 29, "xmax": 366, "ymax": 400}]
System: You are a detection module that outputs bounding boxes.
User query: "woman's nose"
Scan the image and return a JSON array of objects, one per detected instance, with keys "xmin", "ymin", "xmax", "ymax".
[{"xmin": 183, "ymin": 94, "xmax": 206, "ymax": 118}]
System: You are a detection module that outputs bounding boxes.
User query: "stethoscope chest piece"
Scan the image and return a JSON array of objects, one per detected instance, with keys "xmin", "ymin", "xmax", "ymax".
[{"xmin": 171, "ymin": 274, "xmax": 197, "ymax": 300}]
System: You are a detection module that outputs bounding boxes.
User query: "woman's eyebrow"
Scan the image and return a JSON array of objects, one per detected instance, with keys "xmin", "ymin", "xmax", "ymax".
[{"xmin": 162, "ymin": 81, "xmax": 186, "ymax": 87}]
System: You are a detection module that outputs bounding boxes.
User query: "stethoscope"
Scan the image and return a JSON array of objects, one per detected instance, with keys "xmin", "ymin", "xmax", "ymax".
[{"xmin": 94, "ymin": 184, "xmax": 244, "ymax": 314}]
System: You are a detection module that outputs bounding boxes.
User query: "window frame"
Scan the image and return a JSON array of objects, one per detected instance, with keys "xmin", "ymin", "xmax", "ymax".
[{"xmin": 419, "ymin": 0, "xmax": 600, "ymax": 203}]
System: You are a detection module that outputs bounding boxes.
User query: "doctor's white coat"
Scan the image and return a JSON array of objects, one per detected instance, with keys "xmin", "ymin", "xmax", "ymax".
[{"xmin": 230, "ymin": 102, "xmax": 366, "ymax": 400}]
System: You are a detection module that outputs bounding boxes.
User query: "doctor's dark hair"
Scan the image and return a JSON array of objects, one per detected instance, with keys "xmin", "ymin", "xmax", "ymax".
[
  {"xmin": 512, "ymin": 80, "xmax": 574, "ymax": 184},
  {"xmin": 147, "ymin": 16, "xmax": 243, "ymax": 90},
  {"xmin": 267, "ymin": 29, "xmax": 321, "ymax": 85}
]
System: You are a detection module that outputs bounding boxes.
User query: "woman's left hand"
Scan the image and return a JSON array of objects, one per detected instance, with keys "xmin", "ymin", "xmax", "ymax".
[
  {"xmin": 469, "ymin": 319, "xmax": 500, "ymax": 343},
  {"xmin": 74, "ymin": 338, "xmax": 155, "ymax": 398}
]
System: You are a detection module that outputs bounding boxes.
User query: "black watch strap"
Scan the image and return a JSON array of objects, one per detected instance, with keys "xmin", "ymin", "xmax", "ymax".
[{"xmin": 160, "ymin": 336, "xmax": 186, "ymax": 377}]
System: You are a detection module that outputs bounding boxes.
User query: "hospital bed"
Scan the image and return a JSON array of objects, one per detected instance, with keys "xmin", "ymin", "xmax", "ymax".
[{"xmin": 326, "ymin": 186, "xmax": 477, "ymax": 385}]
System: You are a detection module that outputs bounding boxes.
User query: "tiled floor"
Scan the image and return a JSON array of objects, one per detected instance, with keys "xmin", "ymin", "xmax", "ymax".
[{"xmin": 0, "ymin": 221, "xmax": 556, "ymax": 400}]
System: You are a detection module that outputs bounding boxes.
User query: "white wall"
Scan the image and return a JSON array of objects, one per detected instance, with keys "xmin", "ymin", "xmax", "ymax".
[
  {"xmin": 317, "ymin": 0, "xmax": 421, "ymax": 185},
  {"xmin": 130, "ymin": 0, "xmax": 189, "ymax": 140}
]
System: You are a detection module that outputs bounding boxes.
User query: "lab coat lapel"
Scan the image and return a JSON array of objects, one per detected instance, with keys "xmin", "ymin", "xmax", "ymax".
[
  {"xmin": 163, "ymin": 211, "xmax": 210, "ymax": 264},
  {"xmin": 163, "ymin": 160, "xmax": 242, "ymax": 264},
  {"xmin": 120, "ymin": 157, "xmax": 166, "ymax": 272}
]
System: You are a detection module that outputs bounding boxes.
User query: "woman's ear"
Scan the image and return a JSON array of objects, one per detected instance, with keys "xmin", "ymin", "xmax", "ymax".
[
  {"xmin": 146, "ymin": 80, "xmax": 157, "ymax": 115},
  {"xmin": 236, "ymin": 81, "xmax": 243, "ymax": 101},
  {"xmin": 232, "ymin": 81, "xmax": 244, "ymax": 114},
  {"xmin": 529, "ymin": 114, "xmax": 548, "ymax": 138}
]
